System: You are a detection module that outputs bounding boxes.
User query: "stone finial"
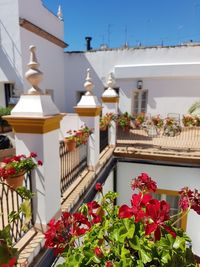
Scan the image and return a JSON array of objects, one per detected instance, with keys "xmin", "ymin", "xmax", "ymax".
[
  {"xmin": 107, "ymin": 72, "xmax": 115, "ymax": 89},
  {"xmin": 57, "ymin": 5, "xmax": 63, "ymax": 21},
  {"xmin": 25, "ymin": 45, "xmax": 43, "ymax": 95},
  {"xmin": 84, "ymin": 68, "xmax": 94, "ymax": 96}
]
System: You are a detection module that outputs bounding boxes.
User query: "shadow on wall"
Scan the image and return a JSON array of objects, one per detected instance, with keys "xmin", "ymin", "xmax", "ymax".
[
  {"xmin": 0, "ymin": 20, "xmax": 23, "ymax": 88},
  {"xmin": 64, "ymin": 54, "xmax": 108, "ymax": 113}
]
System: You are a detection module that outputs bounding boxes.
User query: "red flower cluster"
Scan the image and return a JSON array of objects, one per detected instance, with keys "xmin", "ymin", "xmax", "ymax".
[
  {"xmin": 119, "ymin": 173, "xmax": 177, "ymax": 241},
  {"xmin": 94, "ymin": 247, "xmax": 103, "ymax": 258},
  {"xmin": 45, "ymin": 201, "xmax": 103, "ymax": 255},
  {"xmin": 179, "ymin": 187, "xmax": 200, "ymax": 214},
  {"xmin": 0, "ymin": 152, "xmax": 42, "ymax": 181},
  {"xmin": 95, "ymin": 182, "xmax": 102, "ymax": 192},
  {"xmin": 0, "ymin": 258, "xmax": 16, "ymax": 267},
  {"xmin": 131, "ymin": 172, "xmax": 157, "ymax": 193},
  {"xmin": 119, "ymin": 192, "xmax": 176, "ymax": 241}
]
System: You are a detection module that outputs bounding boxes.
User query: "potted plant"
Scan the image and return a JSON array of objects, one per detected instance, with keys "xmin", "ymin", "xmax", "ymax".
[
  {"xmin": 117, "ymin": 112, "xmax": 132, "ymax": 131},
  {"xmin": 64, "ymin": 125, "xmax": 93, "ymax": 152},
  {"xmin": 151, "ymin": 114, "xmax": 164, "ymax": 129},
  {"xmin": 0, "ymin": 106, "xmax": 12, "ymax": 133},
  {"xmin": 0, "ymin": 186, "xmax": 34, "ymax": 266},
  {"xmin": 100, "ymin": 113, "xmax": 117, "ymax": 131},
  {"xmin": 64, "ymin": 131, "xmax": 77, "ymax": 152},
  {"xmin": 45, "ymin": 172, "xmax": 199, "ymax": 266},
  {"xmin": 163, "ymin": 117, "xmax": 181, "ymax": 137},
  {"xmin": 133, "ymin": 112, "xmax": 146, "ymax": 129},
  {"xmin": 0, "ymin": 152, "xmax": 42, "ymax": 189},
  {"xmin": 182, "ymin": 114, "xmax": 197, "ymax": 127}
]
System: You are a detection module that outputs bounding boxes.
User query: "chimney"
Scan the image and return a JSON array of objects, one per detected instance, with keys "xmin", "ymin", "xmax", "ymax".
[{"xmin": 85, "ymin": 36, "xmax": 92, "ymax": 51}]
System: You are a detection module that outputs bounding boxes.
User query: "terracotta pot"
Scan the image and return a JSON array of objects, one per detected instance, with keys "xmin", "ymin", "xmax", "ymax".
[
  {"xmin": 6, "ymin": 172, "xmax": 25, "ymax": 189},
  {"xmin": 100, "ymin": 126, "xmax": 107, "ymax": 131},
  {"xmin": 64, "ymin": 139, "xmax": 76, "ymax": 152}
]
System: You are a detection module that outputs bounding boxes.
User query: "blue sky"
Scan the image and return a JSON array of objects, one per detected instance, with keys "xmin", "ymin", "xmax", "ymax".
[{"xmin": 43, "ymin": 0, "xmax": 200, "ymax": 51}]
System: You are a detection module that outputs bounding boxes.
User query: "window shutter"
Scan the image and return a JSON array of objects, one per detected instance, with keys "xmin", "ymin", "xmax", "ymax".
[
  {"xmin": 133, "ymin": 91, "xmax": 139, "ymax": 114},
  {"xmin": 141, "ymin": 90, "xmax": 148, "ymax": 113}
]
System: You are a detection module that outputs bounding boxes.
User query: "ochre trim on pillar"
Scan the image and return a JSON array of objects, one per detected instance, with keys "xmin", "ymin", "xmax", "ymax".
[
  {"xmin": 74, "ymin": 106, "xmax": 102, "ymax": 116},
  {"xmin": 3, "ymin": 114, "xmax": 63, "ymax": 134},
  {"xmin": 101, "ymin": 97, "xmax": 119, "ymax": 103}
]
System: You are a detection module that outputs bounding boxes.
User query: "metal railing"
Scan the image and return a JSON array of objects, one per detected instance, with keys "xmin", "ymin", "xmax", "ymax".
[
  {"xmin": 0, "ymin": 171, "xmax": 33, "ymax": 244},
  {"xmin": 117, "ymin": 126, "xmax": 200, "ymax": 151},
  {"xmin": 100, "ymin": 129, "xmax": 109, "ymax": 153},
  {"xmin": 60, "ymin": 141, "xmax": 87, "ymax": 196}
]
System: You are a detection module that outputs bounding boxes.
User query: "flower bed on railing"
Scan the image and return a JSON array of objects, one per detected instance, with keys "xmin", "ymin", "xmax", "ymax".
[
  {"xmin": 132, "ymin": 113, "xmax": 200, "ymax": 137},
  {"xmin": 64, "ymin": 125, "xmax": 93, "ymax": 152}
]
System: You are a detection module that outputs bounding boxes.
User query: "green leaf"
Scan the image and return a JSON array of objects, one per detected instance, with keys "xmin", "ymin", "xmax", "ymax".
[
  {"xmin": 140, "ymin": 249, "xmax": 152, "ymax": 264},
  {"xmin": 129, "ymin": 236, "xmax": 140, "ymax": 250},
  {"xmin": 173, "ymin": 236, "xmax": 185, "ymax": 250},
  {"xmin": 161, "ymin": 250, "xmax": 171, "ymax": 264}
]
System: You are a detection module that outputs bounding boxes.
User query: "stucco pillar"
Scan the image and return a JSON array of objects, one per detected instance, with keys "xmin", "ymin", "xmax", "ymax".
[
  {"xmin": 74, "ymin": 69, "xmax": 101, "ymax": 171},
  {"xmin": 3, "ymin": 46, "xmax": 62, "ymax": 230},
  {"xmin": 101, "ymin": 73, "xmax": 119, "ymax": 147}
]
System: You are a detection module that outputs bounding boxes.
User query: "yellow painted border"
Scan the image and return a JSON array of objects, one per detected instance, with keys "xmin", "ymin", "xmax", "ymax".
[
  {"xmin": 155, "ymin": 188, "xmax": 187, "ymax": 230},
  {"xmin": 3, "ymin": 114, "xmax": 63, "ymax": 134},
  {"xmin": 74, "ymin": 106, "xmax": 102, "ymax": 117},
  {"xmin": 101, "ymin": 96, "xmax": 119, "ymax": 103}
]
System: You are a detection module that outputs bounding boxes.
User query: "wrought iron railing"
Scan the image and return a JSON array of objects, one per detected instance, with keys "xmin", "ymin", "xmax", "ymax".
[
  {"xmin": 0, "ymin": 171, "xmax": 33, "ymax": 244},
  {"xmin": 100, "ymin": 129, "xmax": 109, "ymax": 153},
  {"xmin": 60, "ymin": 141, "xmax": 87, "ymax": 196}
]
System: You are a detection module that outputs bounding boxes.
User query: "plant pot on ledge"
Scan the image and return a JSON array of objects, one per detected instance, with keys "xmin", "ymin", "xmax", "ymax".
[
  {"xmin": 64, "ymin": 139, "xmax": 76, "ymax": 152},
  {"xmin": 6, "ymin": 171, "xmax": 25, "ymax": 189}
]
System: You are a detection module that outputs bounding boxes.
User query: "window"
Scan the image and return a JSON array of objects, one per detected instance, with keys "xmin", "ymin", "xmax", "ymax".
[
  {"xmin": 4, "ymin": 83, "xmax": 15, "ymax": 107},
  {"xmin": 132, "ymin": 89, "xmax": 148, "ymax": 114},
  {"xmin": 77, "ymin": 91, "xmax": 85, "ymax": 103},
  {"xmin": 151, "ymin": 189, "xmax": 187, "ymax": 230}
]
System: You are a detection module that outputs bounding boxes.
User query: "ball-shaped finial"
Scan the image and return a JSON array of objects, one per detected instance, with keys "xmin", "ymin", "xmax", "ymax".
[{"xmin": 84, "ymin": 68, "xmax": 94, "ymax": 95}]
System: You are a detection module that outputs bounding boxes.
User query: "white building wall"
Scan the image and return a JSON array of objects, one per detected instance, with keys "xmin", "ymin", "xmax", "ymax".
[
  {"xmin": 18, "ymin": 0, "xmax": 64, "ymax": 40},
  {"xmin": 0, "ymin": 0, "xmax": 23, "ymax": 90},
  {"xmin": 0, "ymin": 83, "xmax": 6, "ymax": 107},
  {"xmin": 20, "ymin": 28, "xmax": 66, "ymax": 111},
  {"xmin": 64, "ymin": 46, "xmax": 200, "ymax": 115},
  {"xmin": 18, "ymin": 0, "xmax": 66, "ymax": 112},
  {"xmin": 116, "ymin": 161, "xmax": 200, "ymax": 256}
]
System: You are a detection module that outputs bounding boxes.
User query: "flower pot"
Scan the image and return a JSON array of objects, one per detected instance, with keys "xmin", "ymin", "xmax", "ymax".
[
  {"xmin": 64, "ymin": 139, "xmax": 76, "ymax": 152},
  {"xmin": 100, "ymin": 126, "xmax": 107, "ymax": 131},
  {"xmin": 6, "ymin": 172, "xmax": 25, "ymax": 189}
]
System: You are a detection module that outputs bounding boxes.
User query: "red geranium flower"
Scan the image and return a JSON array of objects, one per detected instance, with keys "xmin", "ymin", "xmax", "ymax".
[
  {"xmin": 105, "ymin": 262, "xmax": 113, "ymax": 267},
  {"xmin": 145, "ymin": 199, "xmax": 176, "ymax": 240},
  {"xmin": 94, "ymin": 247, "xmax": 103, "ymax": 258},
  {"xmin": 95, "ymin": 182, "xmax": 102, "ymax": 192}
]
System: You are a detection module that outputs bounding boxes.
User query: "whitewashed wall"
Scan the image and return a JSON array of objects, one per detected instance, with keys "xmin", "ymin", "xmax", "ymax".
[
  {"xmin": 64, "ymin": 46, "xmax": 200, "ymax": 116},
  {"xmin": 18, "ymin": 0, "xmax": 66, "ymax": 112},
  {"xmin": 18, "ymin": 0, "xmax": 64, "ymax": 41},
  {"xmin": 0, "ymin": 0, "xmax": 23, "ymax": 99},
  {"xmin": 59, "ymin": 113, "xmax": 81, "ymax": 140},
  {"xmin": 0, "ymin": 83, "xmax": 6, "ymax": 107},
  {"xmin": 116, "ymin": 161, "xmax": 200, "ymax": 256},
  {"xmin": 20, "ymin": 28, "xmax": 66, "ymax": 112}
]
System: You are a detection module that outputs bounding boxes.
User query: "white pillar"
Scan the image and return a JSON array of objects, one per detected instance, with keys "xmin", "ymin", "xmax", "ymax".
[
  {"xmin": 74, "ymin": 69, "xmax": 101, "ymax": 170},
  {"xmin": 102, "ymin": 73, "xmax": 119, "ymax": 147},
  {"xmin": 4, "ymin": 46, "xmax": 62, "ymax": 229}
]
